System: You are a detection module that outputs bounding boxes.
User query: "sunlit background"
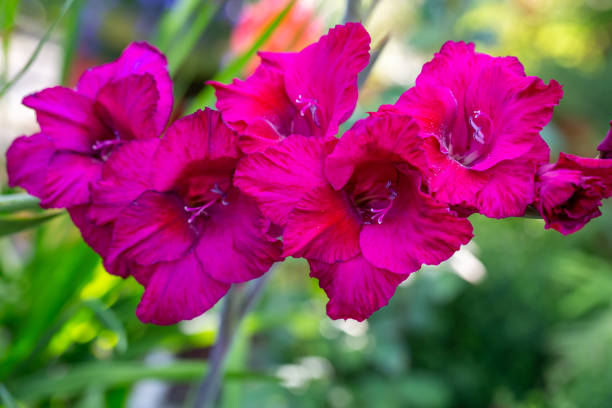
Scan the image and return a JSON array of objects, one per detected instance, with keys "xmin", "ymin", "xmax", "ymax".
[{"xmin": 2, "ymin": 0, "xmax": 612, "ymax": 407}]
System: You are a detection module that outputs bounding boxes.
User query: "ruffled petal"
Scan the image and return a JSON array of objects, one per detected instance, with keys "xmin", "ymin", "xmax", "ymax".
[
  {"xmin": 135, "ymin": 252, "xmax": 229, "ymax": 325},
  {"xmin": 94, "ymin": 74, "xmax": 159, "ymax": 140},
  {"xmin": 309, "ymin": 256, "xmax": 408, "ymax": 321},
  {"xmin": 41, "ymin": 152, "xmax": 103, "ymax": 208},
  {"xmin": 210, "ymin": 61, "xmax": 295, "ymax": 153},
  {"xmin": 423, "ymin": 137, "xmax": 548, "ymax": 218},
  {"xmin": 282, "ymin": 22, "xmax": 370, "ymax": 138},
  {"xmin": 234, "ymin": 135, "xmax": 335, "ymax": 226},
  {"xmin": 360, "ymin": 171, "xmax": 473, "ymax": 275},
  {"xmin": 107, "ymin": 191, "xmax": 196, "ymax": 265},
  {"xmin": 89, "ymin": 139, "xmax": 159, "ymax": 225},
  {"xmin": 284, "ymin": 184, "xmax": 361, "ymax": 263},
  {"xmin": 6, "ymin": 133, "xmax": 55, "ymax": 198},
  {"xmin": 151, "ymin": 109, "xmax": 240, "ymax": 192},
  {"xmin": 22, "ymin": 87, "xmax": 105, "ymax": 152},
  {"xmin": 597, "ymin": 120, "xmax": 612, "ymax": 159},
  {"xmin": 77, "ymin": 42, "xmax": 173, "ymax": 135},
  {"xmin": 68, "ymin": 205, "xmax": 129, "ymax": 277},
  {"xmin": 194, "ymin": 188, "xmax": 281, "ymax": 283},
  {"xmin": 325, "ymin": 113, "xmax": 426, "ymax": 190}
]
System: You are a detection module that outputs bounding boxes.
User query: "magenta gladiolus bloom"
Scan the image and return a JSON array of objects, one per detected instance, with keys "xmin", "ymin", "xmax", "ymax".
[
  {"xmin": 6, "ymin": 42, "xmax": 172, "ymax": 209},
  {"xmin": 235, "ymin": 113, "xmax": 473, "ymax": 320},
  {"xmin": 534, "ymin": 153, "xmax": 612, "ymax": 235},
  {"xmin": 90, "ymin": 109, "xmax": 281, "ymax": 324},
  {"xmin": 597, "ymin": 121, "xmax": 612, "ymax": 159},
  {"xmin": 382, "ymin": 41, "xmax": 563, "ymax": 218},
  {"xmin": 210, "ymin": 22, "xmax": 370, "ymax": 153}
]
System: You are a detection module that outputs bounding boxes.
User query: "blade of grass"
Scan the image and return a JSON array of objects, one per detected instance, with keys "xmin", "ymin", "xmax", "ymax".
[
  {"xmin": 83, "ymin": 299, "xmax": 128, "ymax": 354},
  {"xmin": 60, "ymin": 0, "xmax": 86, "ymax": 85},
  {"xmin": 185, "ymin": 0, "xmax": 297, "ymax": 114},
  {"xmin": 0, "ymin": 238, "xmax": 98, "ymax": 379},
  {"xmin": 0, "ymin": 383, "xmax": 18, "ymax": 408},
  {"xmin": 0, "ymin": 212, "xmax": 61, "ymax": 237},
  {"xmin": 7, "ymin": 360, "xmax": 278, "ymax": 403},
  {"xmin": 166, "ymin": 1, "xmax": 223, "ymax": 76},
  {"xmin": 0, "ymin": 0, "xmax": 21, "ymax": 84},
  {"xmin": 0, "ymin": 193, "xmax": 40, "ymax": 213},
  {"xmin": 154, "ymin": 0, "xmax": 201, "ymax": 52},
  {"xmin": 0, "ymin": 0, "xmax": 76, "ymax": 97}
]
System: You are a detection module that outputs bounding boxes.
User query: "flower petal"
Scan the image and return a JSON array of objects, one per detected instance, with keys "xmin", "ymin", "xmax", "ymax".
[
  {"xmin": 309, "ymin": 256, "xmax": 408, "ymax": 321},
  {"xmin": 284, "ymin": 184, "xmax": 361, "ymax": 263},
  {"xmin": 108, "ymin": 191, "xmax": 196, "ymax": 265},
  {"xmin": 77, "ymin": 42, "xmax": 173, "ymax": 135},
  {"xmin": 597, "ymin": 120, "xmax": 612, "ymax": 159},
  {"xmin": 360, "ymin": 171, "xmax": 473, "ymax": 274},
  {"xmin": 282, "ymin": 22, "xmax": 370, "ymax": 139},
  {"xmin": 210, "ymin": 61, "xmax": 295, "ymax": 153},
  {"xmin": 151, "ymin": 109, "xmax": 240, "ymax": 192},
  {"xmin": 68, "ymin": 205, "xmax": 129, "ymax": 277},
  {"xmin": 423, "ymin": 137, "xmax": 548, "ymax": 218},
  {"xmin": 194, "ymin": 188, "xmax": 281, "ymax": 283},
  {"xmin": 89, "ymin": 139, "xmax": 159, "ymax": 225},
  {"xmin": 135, "ymin": 252, "xmax": 229, "ymax": 325},
  {"xmin": 41, "ymin": 152, "xmax": 103, "ymax": 208},
  {"xmin": 6, "ymin": 133, "xmax": 55, "ymax": 198},
  {"xmin": 22, "ymin": 87, "xmax": 105, "ymax": 152},
  {"xmin": 234, "ymin": 135, "xmax": 334, "ymax": 226},
  {"xmin": 325, "ymin": 113, "xmax": 426, "ymax": 190},
  {"xmin": 94, "ymin": 74, "xmax": 159, "ymax": 140}
]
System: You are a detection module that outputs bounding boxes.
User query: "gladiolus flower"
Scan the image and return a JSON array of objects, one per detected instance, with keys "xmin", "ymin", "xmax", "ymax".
[
  {"xmin": 382, "ymin": 41, "xmax": 563, "ymax": 218},
  {"xmin": 90, "ymin": 109, "xmax": 281, "ymax": 324},
  {"xmin": 6, "ymin": 42, "xmax": 172, "ymax": 209},
  {"xmin": 534, "ymin": 153, "xmax": 612, "ymax": 235},
  {"xmin": 235, "ymin": 113, "xmax": 473, "ymax": 320},
  {"xmin": 211, "ymin": 22, "xmax": 370, "ymax": 153},
  {"xmin": 6, "ymin": 42, "xmax": 173, "ymax": 277}
]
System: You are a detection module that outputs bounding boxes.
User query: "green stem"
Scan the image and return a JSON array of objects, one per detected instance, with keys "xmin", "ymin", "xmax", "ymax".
[
  {"xmin": 193, "ymin": 272, "xmax": 273, "ymax": 408},
  {"xmin": 0, "ymin": 193, "xmax": 40, "ymax": 213}
]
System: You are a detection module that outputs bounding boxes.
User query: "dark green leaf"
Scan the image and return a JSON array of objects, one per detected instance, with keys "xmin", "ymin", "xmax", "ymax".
[
  {"xmin": 7, "ymin": 360, "xmax": 277, "ymax": 402},
  {"xmin": 0, "ymin": 212, "xmax": 61, "ymax": 237}
]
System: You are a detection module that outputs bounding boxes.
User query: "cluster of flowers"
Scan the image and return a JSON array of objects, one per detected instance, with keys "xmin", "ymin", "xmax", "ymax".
[{"xmin": 7, "ymin": 23, "xmax": 612, "ymax": 325}]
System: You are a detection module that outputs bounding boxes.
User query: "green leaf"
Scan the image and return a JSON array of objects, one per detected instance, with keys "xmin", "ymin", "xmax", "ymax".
[
  {"xmin": 0, "ymin": 193, "xmax": 40, "ymax": 213},
  {"xmin": 154, "ymin": 0, "xmax": 202, "ymax": 51},
  {"xmin": 6, "ymin": 360, "xmax": 278, "ymax": 403},
  {"xmin": 83, "ymin": 299, "xmax": 128, "ymax": 354},
  {"xmin": 0, "ymin": 0, "xmax": 76, "ymax": 96},
  {"xmin": 185, "ymin": 0, "xmax": 297, "ymax": 114},
  {"xmin": 0, "ymin": 383, "xmax": 18, "ymax": 408},
  {"xmin": 0, "ymin": 238, "xmax": 98, "ymax": 379},
  {"xmin": 0, "ymin": 212, "xmax": 61, "ymax": 237}
]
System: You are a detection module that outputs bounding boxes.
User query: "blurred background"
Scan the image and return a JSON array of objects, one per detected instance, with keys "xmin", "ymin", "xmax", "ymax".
[{"xmin": 2, "ymin": 0, "xmax": 612, "ymax": 407}]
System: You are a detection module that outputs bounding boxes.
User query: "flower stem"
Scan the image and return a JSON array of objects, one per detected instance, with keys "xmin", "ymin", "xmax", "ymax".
[{"xmin": 193, "ymin": 271, "xmax": 273, "ymax": 408}]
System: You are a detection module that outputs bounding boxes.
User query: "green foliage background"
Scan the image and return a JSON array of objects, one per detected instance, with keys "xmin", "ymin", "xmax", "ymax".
[{"xmin": 2, "ymin": 0, "xmax": 612, "ymax": 407}]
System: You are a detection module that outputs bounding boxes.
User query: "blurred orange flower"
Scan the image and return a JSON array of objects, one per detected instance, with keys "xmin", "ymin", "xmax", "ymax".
[{"xmin": 230, "ymin": 0, "xmax": 324, "ymax": 74}]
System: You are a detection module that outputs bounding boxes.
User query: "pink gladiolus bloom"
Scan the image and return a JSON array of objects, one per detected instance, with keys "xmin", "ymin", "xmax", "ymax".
[
  {"xmin": 597, "ymin": 121, "xmax": 612, "ymax": 159},
  {"xmin": 91, "ymin": 109, "xmax": 281, "ymax": 324},
  {"xmin": 210, "ymin": 22, "xmax": 370, "ymax": 153},
  {"xmin": 382, "ymin": 41, "xmax": 563, "ymax": 218},
  {"xmin": 235, "ymin": 113, "xmax": 473, "ymax": 321},
  {"xmin": 6, "ymin": 42, "xmax": 172, "ymax": 209},
  {"xmin": 534, "ymin": 153, "xmax": 612, "ymax": 235},
  {"xmin": 6, "ymin": 42, "xmax": 172, "ymax": 277}
]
